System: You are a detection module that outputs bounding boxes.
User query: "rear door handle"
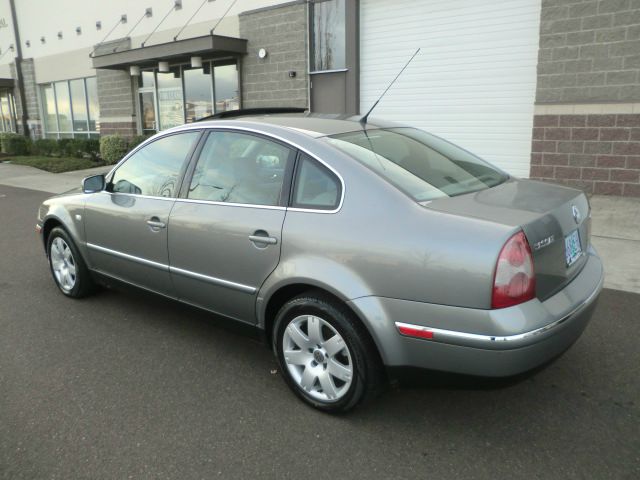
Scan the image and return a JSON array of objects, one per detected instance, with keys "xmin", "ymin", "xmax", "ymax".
[
  {"xmin": 249, "ymin": 234, "xmax": 277, "ymax": 245},
  {"xmin": 146, "ymin": 217, "xmax": 166, "ymax": 229}
]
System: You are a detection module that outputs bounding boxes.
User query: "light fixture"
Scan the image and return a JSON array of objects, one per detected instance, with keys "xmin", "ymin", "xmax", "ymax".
[
  {"xmin": 191, "ymin": 56, "xmax": 202, "ymax": 68},
  {"xmin": 121, "ymin": 14, "xmax": 127, "ymax": 24},
  {"xmin": 40, "ymin": 37, "xmax": 46, "ymax": 44},
  {"xmin": 158, "ymin": 61, "xmax": 169, "ymax": 72},
  {"xmin": 76, "ymin": 26, "xmax": 82, "ymax": 35},
  {"xmin": 258, "ymin": 48, "xmax": 267, "ymax": 59},
  {"xmin": 130, "ymin": 65, "xmax": 141, "ymax": 76},
  {"xmin": 9, "ymin": 44, "xmax": 15, "ymax": 52},
  {"xmin": 174, "ymin": 0, "xmax": 182, "ymax": 10},
  {"xmin": 145, "ymin": 8, "xmax": 153, "ymax": 17},
  {"xmin": 25, "ymin": 40, "xmax": 30, "ymax": 48},
  {"xmin": 96, "ymin": 21, "xmax": 102, "ymax": 30},
  {"xmin": 57, "ymin": 31, "xmax": 63, "ymax": 39}
]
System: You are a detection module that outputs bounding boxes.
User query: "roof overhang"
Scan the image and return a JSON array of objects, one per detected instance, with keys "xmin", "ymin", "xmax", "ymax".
[
  {"xmin": 92, "ymin": 34, "xmax": 247, "ymax": 70},
  {"xmin": 0, "ymin": 78, "xmax": 14, "ymax": 88}
]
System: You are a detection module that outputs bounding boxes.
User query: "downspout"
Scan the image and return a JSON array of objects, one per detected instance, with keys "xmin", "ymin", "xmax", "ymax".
[{"xmin": 9, "ymin": 0, "xmax": 30, "ymax": 137}]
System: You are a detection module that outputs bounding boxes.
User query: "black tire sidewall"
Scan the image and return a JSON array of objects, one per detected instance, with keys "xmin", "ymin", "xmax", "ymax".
[
  {"xmin": 273, "ymin": 294, "xmax": 369, "ymax": 413},
  {"xmin": 47, "ymin": 227, "xmax": 88, "ymax": 298}
]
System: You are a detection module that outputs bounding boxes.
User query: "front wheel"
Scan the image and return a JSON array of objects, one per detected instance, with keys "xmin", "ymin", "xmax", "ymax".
[
  {"xmin": 47, "ymin": 227, "xmax": 95, "ymax": 298},
  {"xmin": 273, "ymin": 292, "xmax": 383, "ymax": 413}
]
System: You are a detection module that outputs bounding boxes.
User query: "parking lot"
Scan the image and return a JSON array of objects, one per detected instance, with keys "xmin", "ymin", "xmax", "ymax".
[{"xmin": 1, "ymin": 184, "xmax": 638, "ymax": 479}]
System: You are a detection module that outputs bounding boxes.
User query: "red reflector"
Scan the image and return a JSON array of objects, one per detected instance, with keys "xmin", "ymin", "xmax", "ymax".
[{"xmin": 398, "ymin": 325, "xmax": 434, "ymax": 340}]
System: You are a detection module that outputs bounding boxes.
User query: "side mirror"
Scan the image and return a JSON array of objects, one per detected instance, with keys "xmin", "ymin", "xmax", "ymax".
[{"xmin": 82, "ymin": 174, "xmax": 105, "ymax": 193}]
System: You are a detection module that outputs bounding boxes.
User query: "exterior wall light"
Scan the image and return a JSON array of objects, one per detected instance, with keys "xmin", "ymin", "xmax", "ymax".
[
  {"xmin": 130, "ymin": 66, "xmax": 141, "ymax": 76},
  {"xmin": 258, "ymin": 48, "xmax": 267, "ymax": 59},
  {"xmin": 25, "ymin": 40, "xmax": 30, "ymax": 48},
  {"xmin": 76, "ymin": 26, "xmax": 82, "ymax": 35},
  {"xmin": 191, "ymin": 56, "xmax": 202, "ymax": 68},
  {"xmin": 96, "ymin": 21, "xmax": 102, "ymax": 30},
  {"xmin": 40, "ymin": 37, "xmax": 46, "ymax": 44},
  {"xmin": 57, "ymin": 31, "xmax": 63, "ymax": 39},
  {"xmin": 158, "ymin": 61, "xmax": 169, "ymax": 73}
]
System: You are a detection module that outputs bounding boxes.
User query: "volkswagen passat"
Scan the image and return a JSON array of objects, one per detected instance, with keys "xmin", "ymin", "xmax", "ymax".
[{"xmin": 37, "ymin": 111, "xmax": 603, "ymax": 412}]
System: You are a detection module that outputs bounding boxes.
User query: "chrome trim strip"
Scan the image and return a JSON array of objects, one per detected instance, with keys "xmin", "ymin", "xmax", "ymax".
[
  {"xmin": 395, "ymin": 282, "xmax": 602, "ymax": 350},
  {"xmin": 86, "ymin": 242, "xmax": 257, "ymax": 294},
  {"xmin": 174, "ymin": 197, "xmax": 287, "ymax": 211},
  {"xmin": 169, "ymin": 266, "xmax": 256, "ymax": 294},
  {"xmin": 102, "ymin": 191, "xmax": 176, "ymax": 202},
  {"xmin": 86, "ymin": 243, "xmax": 169, "ymax": 271}
]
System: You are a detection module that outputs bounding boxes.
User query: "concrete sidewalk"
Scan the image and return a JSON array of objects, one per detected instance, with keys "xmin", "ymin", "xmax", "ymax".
[
  {"xmin": 0, "ymin": 163, "xmax": 111, "ymax": 194},
  {"xmin": 1, "ymin": 162, "xmax": 638, "ymax": 293}
]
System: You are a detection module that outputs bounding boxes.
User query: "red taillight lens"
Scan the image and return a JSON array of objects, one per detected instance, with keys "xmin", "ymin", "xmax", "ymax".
[{"xmin": 492, "ymin": 231, "xmax": 535, "ymax": 309}]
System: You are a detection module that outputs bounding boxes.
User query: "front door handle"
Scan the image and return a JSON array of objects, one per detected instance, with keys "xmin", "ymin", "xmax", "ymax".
[
  {"xmin": 147, "ymin": 217, "xmax": 166, "ymax": 230},
  {"xmin": 249, "ymin": 231, "xmax": 278, "ymax": 246}
]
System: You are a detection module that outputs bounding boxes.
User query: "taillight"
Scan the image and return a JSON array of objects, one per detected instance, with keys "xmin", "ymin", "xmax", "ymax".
[{"xmin": 492, "ymin": 231, "xmax": 535, "ymax": 309}]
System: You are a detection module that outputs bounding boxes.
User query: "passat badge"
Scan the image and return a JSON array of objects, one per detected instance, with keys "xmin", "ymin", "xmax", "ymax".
[{"xmin": 572, "ymin": 205, "xmax": 581, "ymax": 224}]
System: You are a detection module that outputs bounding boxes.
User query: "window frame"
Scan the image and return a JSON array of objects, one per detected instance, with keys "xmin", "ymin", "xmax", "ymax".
[
  {"xmin": 289, "ymin": 151, "xmax": 343, "ymax": 211},
  {"xmin": 105, "ymin": 129, "xmax": 204, "ymax": 200},
  {"xmin": 179, "ymin": 128, "xmax": 297, "ymax": 208},
  {"xmin": 38, "ymin": 76, "xmax": 100, "ymax": 139}
]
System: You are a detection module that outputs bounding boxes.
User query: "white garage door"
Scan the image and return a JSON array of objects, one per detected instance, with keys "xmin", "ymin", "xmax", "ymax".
[{"xmin": 360, "ymin": 0, "xmax": 541, "ymax": 177}]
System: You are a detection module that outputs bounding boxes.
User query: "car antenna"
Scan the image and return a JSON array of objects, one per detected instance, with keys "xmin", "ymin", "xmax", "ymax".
[{"xmin": 359, "ymin": 48, "xmax": 421, "ymax": 127}]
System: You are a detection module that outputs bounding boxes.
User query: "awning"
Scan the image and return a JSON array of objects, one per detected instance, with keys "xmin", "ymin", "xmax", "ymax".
[
  {"xmin": 0, "ymin": 78, "xmax": 14, "ymax": 88},
  {"xmin": 92, "ymin": 34, "xmax": 247, "ymax": 70}
]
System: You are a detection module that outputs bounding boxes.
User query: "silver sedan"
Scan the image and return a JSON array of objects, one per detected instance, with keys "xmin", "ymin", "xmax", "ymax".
[{"xmin": 36, "ymin": 112, "xmax": 604, "ymax": 412}]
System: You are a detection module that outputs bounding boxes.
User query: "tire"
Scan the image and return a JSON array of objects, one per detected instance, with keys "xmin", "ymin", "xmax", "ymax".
[
  {"xmin": 273, "ymin": 291, "xmax": 384, "ymax": 413},
  {"xmin": 47, "ymin": 227, "xmax": 95, "ymax": 298}
]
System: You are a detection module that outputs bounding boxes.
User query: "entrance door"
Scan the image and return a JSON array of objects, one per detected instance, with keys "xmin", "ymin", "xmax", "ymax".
[{"xmin": 140, "ymin": 91, "xmax": 157, "ymax": 135}]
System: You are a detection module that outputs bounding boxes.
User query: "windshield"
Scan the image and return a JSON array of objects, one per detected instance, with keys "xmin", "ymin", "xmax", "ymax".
[{"xmin": 326, "ymin": 128, "xmax": 509, "ymax": 202}]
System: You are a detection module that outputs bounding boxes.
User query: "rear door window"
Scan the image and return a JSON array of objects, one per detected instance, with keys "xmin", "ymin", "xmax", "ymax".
[{"xmin": 187, "ymin": 131, "xmax": 294, "ymax": 206}]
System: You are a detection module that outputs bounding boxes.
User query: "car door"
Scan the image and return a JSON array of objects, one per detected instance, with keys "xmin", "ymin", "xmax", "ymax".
[
  {"xmin": 84, "ymin": 131, "xmax": 201, "ymax": 296},
  {"xmin": 168, "ymin": 129, "xmax": 296, "ymax": 323}
]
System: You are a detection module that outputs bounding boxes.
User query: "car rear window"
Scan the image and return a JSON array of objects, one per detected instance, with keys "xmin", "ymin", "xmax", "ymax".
[{"xmin": 326, "ymin": 128, "xmax": 508, "ymax": 202}]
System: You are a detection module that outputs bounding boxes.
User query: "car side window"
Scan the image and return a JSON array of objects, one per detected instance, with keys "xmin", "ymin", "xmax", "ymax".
[
  {"xmin": 292, "ymin": 153, "xmax": 341, "ymax": 210},
  {"xmin": 188, "ymin": 131, "xmax": 293, "ymax": 206},
  {"xmin": 110, "ymin": 132, "xmax": 200, "ymax": 197}
]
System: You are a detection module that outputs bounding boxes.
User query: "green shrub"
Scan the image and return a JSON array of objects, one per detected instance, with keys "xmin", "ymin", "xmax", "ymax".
[
  {"xmin": 0, "ymin": 133, "xmax": 31, "ymax": 155},
  {"xmin": 84, "ymin": 139, "xmax": 100, "ymax": 160},
  {"xmin": 100, "ymin": 135, "xmax": 129, "ymax": 165},
  {"xmin": 32, "ymin": 138, "xmax": 58, "ymax": 156}
]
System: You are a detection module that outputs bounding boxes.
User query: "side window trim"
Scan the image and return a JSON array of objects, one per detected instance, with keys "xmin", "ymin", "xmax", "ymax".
[
  {"xmin": 180, "ymin": 128, "xmax": 297, "ymax": 208},
  {"xmin": 106, "ymin": 129, "xmax": 204, "ymax": 199},
  {"xmin": 289, "ymin": 152, "xmax": 342, "ymax": 212}
]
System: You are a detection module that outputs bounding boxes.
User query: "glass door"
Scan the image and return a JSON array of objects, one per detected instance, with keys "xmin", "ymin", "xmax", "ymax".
[{"xmin": 140, "ymin": 91, "xmax": 157, "ymax": 134}]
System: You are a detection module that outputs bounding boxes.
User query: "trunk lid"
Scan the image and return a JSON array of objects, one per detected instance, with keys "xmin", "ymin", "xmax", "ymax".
[{"xmin": 425, "ymin": 179, "xmax": 591, "ymax": 300}]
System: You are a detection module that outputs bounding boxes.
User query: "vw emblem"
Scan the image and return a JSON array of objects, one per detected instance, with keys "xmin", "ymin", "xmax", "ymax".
[{"xmin": 572, "ymin": 205, "xmax": 581, "ymax": 224}]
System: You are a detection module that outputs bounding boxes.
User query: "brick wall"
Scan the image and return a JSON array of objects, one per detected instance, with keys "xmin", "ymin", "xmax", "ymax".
[
  {"xmin": 239, "ymin": 1, "xmax": 308, "ymax": 109},
  {"xmin": 531, "ymin": 113, "xmax": 640, "ymax": 196},
  {"xmin": 531, "ymin": 0, "xmax": 640, "ymax": 197},
  {"xmin": 537, "ymin": 0, "xmax": 640, "ymax": 103}
]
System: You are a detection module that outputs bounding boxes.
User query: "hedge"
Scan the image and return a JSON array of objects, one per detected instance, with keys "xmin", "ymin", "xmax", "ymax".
[{"xmin": 0, "ymin": 133, "xmax": 31, "ymax": 155}]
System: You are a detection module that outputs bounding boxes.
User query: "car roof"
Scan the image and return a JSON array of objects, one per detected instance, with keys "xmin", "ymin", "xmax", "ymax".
[{"xmin": 192, "ymin": 113, "xmax": 400, "ymax": 138}]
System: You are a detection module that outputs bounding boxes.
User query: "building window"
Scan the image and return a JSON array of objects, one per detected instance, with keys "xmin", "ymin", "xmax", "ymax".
[
  {"xmin": 39, "ymin": 77, "xmax": 100, "ymax": 139},
  {"xmin": 0, "ymin": 90, "xmax": 17, "ymax": 133},
  {"xmin": 310, "ymin": 0, "xmax": 346, "ymax": 71},
  {"xmin": 138, "ymin": 59, "xmax": 239, "ymax": 134}
]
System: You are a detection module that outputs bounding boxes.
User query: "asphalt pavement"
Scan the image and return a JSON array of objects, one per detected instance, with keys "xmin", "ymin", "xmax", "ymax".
[{"xmin": 1, "ymin": 185, "xmax": 638, "ymax": 479}]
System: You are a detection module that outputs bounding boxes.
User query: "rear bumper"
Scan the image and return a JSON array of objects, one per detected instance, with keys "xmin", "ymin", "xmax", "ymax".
[{"xmin": 348, "ymin": 246, "xmax": 604, "ymax": 377}]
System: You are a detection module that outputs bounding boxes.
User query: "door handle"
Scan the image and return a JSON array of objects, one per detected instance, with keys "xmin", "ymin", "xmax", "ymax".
[
  {"xmin": 249, "ymin": 234, "xmax": 277, "ymax": 245},
  {"xmin": 146, "ymin": 217, "xmax": 166, "ymax": 229}
]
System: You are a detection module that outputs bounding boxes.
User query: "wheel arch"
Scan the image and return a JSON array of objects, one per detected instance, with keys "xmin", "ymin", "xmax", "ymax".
[{"xmin": 260, "ymin": 281, "xmax": 384, "ymax": 367}]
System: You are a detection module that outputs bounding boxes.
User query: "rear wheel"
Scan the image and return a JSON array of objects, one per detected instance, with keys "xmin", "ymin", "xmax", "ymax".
[
  {"xmin": 273, "ymin": 291, "xmax": 383, "ymax": 412},
  {"xmin": 47, "ymin": 227, "xmax": 95, "ymax": 298}
]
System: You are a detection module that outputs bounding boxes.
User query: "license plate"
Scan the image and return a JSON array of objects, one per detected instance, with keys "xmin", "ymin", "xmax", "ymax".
[{"xmin": 564, "ymin": 229, "xmax": 582, "ymax": 267}]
